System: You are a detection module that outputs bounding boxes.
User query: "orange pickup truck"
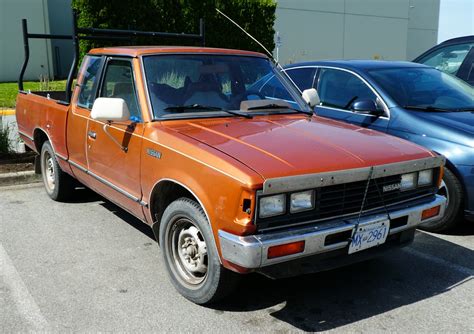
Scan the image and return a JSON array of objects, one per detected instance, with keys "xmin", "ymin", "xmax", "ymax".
[{"xmin": 16, "ymin": 22, "xmax": 446, "ymax": 304}]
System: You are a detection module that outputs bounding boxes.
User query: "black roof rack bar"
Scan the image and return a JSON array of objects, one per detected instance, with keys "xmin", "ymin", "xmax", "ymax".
[{"xmin": 19, "ymin": 9, "xmax": 205, "ymax": 103}]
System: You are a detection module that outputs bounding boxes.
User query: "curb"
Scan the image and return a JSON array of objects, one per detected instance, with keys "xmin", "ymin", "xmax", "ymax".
[
  {"xmin": 0, "ymin": 109, "xmax": 15, "ymax": 116},
  {"xmin": 0, "ymin": 171, "xmax": 41, "ymax": 187}
]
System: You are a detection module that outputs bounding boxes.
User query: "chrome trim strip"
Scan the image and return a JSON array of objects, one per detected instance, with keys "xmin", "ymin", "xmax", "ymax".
[
  {"xmin": 55, "ymin": 153, "xmax": 68, "ymax": 161},
  {"xmin": 219, "ymin": 194, "xmax": 446, "ymax": 268},
  {"xmin": 68, "ymin": 159, "xmax": 148, "ymax": 207},
  {"xmin": 262, "ymin": 155, "xmax": 445, "ymax": 195},
  {"xmin": 18, "ymin": 130, "xmax": 34, "ymax": 141}
]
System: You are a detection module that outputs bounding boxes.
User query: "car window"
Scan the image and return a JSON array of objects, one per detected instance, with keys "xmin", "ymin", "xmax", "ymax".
[
  {"xmin": 317, "ymin": 68, "xmax": 377, "ymax": 110},
  {"xmin": 369, "ymin": 67, "xmax": 474, "ymax": 109},
  {"xmin": 100, "ymin": 59, "xmax": 141, "ymax": 122},
  {"xmin": 418, "ymin": 43, "xmax": 474, "ymax": 76},
  {"xmin": 286, "ymin": 68, "xmax": 317, "ymax": 90},
  {"xmin": 77, "ymin": 56, "xmax": 102, "ymax": 109}
]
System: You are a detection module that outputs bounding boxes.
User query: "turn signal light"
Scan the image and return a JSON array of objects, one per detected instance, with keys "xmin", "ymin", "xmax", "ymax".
[
  {"xmin": 421, "ymin": 206, "xmax": 440, "ymax": 220},
  {"xmin": 267, "ymin": 241, "xmax": 305, "ymax": 259},
  {"xmin": 437, "ymin": 166, "xmax": 444, "ymax": 187}
]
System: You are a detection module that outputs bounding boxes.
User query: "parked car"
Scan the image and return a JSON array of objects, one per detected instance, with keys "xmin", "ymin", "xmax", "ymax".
[
  {"xmin": 414, "ymin": 35, "xmax": 474, "ymax": 85},
  {"xmin": 257, "ymin": 60, "xmax": 472, "ymax": 232}
]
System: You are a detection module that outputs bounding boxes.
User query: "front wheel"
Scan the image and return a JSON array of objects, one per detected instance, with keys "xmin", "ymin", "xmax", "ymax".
[
  {"xmin": 159, "ymin": 198, "xmax": 239, "ymax": 304},
  {"xmin": 419, "ymin": 167, "xmax": 463, "ymax": 232},
  {"xmin": 40, "ymin": 141, "xmax": 75, "ymax": 201}
]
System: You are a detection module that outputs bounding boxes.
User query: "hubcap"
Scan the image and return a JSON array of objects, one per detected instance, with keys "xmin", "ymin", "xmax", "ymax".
[
  {"xmin": 169, "ymin": 218, "xmax": 208, "ymax": 286},
  {"xmin": 42, "ymin": 151, "xmax": 55, "ymax": 193}
]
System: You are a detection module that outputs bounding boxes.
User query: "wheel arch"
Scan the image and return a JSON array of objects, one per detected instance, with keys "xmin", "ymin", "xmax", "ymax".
[
  {"xmin": 33, "ymin": 127, "xmax": 51, "ymax": 153},
  {"xmin": 149, "ymin": 178, "xmax": 214, "ymax": 246}
]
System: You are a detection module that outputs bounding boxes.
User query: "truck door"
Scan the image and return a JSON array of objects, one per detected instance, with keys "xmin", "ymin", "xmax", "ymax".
[
  {"xmin": 86, "ymin": 57, "xmax": 145, "ymax": 218},
  {"xmin": 67, "ymin": 55, "xmax": 104, "ymax": 183}
]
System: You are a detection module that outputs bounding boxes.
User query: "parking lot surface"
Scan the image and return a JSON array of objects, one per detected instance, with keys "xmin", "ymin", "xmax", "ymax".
[{"xmin": 1, "ymin": 183, "xmax": 473, "ymax": 332}]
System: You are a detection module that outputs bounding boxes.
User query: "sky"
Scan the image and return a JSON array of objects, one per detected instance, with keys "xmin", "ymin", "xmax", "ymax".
[{"xmin": 438, "ymin": 0, "xmax": 474, "ymax": 42}]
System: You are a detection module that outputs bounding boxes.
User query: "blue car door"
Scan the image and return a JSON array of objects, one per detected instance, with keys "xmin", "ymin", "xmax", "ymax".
[{"xmin": 312, "ymin": 67, "xmax": 389, "ymax": 132}]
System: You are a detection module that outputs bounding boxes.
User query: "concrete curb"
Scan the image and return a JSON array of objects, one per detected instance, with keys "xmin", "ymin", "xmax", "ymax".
[
  {"xmin": 0, "ymin": 171, "xmax": 41, "ymax": 187},
  {"xmin": 0, "ymin": 109, "xmax": 15, "ymax": 116}
]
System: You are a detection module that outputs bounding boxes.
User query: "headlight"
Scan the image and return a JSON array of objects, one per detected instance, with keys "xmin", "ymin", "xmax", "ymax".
[
  {"xmin": 259, "ymin": 194, "xmax": 286, "ymax": 218},
  {"xmin": 418, "ymin": 169, "xmax": 433, "ymax": 186},
  {"xmin": 290, "ymin": 190, "xmax": 314, "ymax": 213},
  {"xmin": 401, "ymin": 172, "xmax": 417, "ymax": 190}
]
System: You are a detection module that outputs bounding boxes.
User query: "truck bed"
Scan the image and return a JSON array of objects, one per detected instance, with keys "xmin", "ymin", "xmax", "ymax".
[{"xmin": 16, "ymin": 91, "xmax": 70, "ymax": 160}]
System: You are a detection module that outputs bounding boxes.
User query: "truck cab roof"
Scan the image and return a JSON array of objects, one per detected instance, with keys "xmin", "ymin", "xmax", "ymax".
[{"xmin": 88, "ymin": 46, "xmax": 268, "ymax": 58}]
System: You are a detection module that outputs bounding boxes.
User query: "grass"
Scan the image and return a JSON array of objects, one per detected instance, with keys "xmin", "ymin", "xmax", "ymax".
[{"xmin": 0, "ymin": 80, "xmax": 67, "ymax": 108}]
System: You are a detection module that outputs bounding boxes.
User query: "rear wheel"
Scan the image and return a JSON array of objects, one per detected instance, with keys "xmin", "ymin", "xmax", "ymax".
[
  {"xmin": 159, "ymin": 198, "xmax": 239, "ymax": 304},
  {"xmin": 419, "ymin": 167, "xmax": 463, "ymax": 232},
  {"xmin": 40, "ymin": 141, "xmax": 75, "ymax": 201}
]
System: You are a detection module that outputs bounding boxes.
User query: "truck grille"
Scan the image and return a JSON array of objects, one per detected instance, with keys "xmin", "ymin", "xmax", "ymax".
[{"xmin": 255, "ymin": 174, "xmax": 437, "ymax": 231}]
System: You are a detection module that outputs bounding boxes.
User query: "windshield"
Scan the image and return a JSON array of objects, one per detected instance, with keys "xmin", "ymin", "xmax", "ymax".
[
  {"xmin": 143, "ymin": 54, "xmax": 308, "ymax": 119},
  {"xmin": 368, "ymin": 67, "xmax": 473, "ymax": 110}
]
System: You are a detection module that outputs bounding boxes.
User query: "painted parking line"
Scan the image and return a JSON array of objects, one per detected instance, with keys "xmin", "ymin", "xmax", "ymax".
[
  {"xmin": 0, "ymin": 243, "xmax": 50, "ymax": 331},
  {"xmin": 0, "ymin": 109, "xmax": 15, "ymax": 116},
  {"xmin": 404, "ymin": 247, "xmax": 474, "ymax": 277}
]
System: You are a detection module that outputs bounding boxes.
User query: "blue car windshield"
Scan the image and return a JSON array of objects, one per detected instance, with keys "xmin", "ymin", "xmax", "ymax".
[
  {"xmin": 368, "ymin": 67, "xmax": 474, "ymax": 110},
  {"xmin": 143, "ymin": 54, "xmax": 308, "ymax": 119}
]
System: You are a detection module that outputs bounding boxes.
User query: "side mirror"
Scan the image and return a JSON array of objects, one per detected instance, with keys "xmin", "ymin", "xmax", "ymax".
[
  {"xmin": 302, "ymin": 88, "xmax": 320, "ymax": 108},
  {"xmin": 352, "ymin": 99, "xmax": 384, "ymax": 116},
  {"xmin": 91, "ymin": 98, "xmax": 130, "ymax": 122}
]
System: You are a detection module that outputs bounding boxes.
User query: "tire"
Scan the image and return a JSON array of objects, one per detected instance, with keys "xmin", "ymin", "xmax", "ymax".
[
  {"xmin": 419, "ymin": 167, "xmax": 463, "ymax": 232},
  {"xmin": 159, "ymin": 198, "xmax": 240, "ymax": 304},
  {"xmin": 40, "ymin": 141, "xmax": 75, "ymax": 201}
]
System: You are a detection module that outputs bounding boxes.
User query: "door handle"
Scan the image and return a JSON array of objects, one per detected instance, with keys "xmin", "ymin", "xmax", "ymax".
[{"xmin": 88, "ymin": 130, "xmax": 96, "ymax": 139}]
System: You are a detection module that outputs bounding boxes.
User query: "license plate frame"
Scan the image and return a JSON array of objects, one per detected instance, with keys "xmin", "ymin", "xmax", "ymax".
[{"xmin": 348, "ymin": 219, "xmax": 390, "ymax": 254}]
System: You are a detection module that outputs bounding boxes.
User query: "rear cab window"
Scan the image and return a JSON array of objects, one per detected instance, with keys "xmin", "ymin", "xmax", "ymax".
[{"xmin": 77, "ymin": 55, "xmax": 103, "ymax": 109}]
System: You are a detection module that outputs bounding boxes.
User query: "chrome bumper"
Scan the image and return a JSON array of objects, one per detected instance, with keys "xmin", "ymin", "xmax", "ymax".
[{"xmin": 219, "ymin": 195, "xmax": 446, "ymax": 269}]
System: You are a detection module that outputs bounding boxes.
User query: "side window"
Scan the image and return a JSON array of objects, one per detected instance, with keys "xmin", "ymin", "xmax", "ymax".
[
  {"xmin": 100, "ymin": 59, "xmax": 141, "ymax": 122},
  {"xmin": 317, "ymin": 68, "xmax": 377, "ymax": 110},
  {"xmin": 77, "ymin": 56, "xmax": 102, "ymax": 109},
  {"xmin": 419, "ymin": 43, "xmax": 474, "ymax": 76},
  {"xmin": 286, "ymin": 68, "xmax": 316, "ymax": 91}
]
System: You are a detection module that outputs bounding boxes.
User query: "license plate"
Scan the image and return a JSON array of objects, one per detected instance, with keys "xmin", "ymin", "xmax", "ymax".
[{"xmin": 348, "ymin": 219, "xmax": 390, "ymax": 254}]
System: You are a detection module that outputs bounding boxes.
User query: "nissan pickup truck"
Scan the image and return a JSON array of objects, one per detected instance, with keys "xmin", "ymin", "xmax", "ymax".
[{"xmin": 16, "ymin": 24, "xmax": 446, "ymax": 304}]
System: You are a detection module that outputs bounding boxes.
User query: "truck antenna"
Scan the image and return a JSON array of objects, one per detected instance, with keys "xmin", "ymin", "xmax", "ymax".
[{"xmin": 216, "ymin": 8, "xmax": 302, "ymax": 94}]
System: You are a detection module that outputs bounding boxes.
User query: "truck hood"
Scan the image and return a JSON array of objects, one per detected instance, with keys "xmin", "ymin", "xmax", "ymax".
[{"xmin": 164, "ymin": 115, "xmax": 433, "ymax": 180}]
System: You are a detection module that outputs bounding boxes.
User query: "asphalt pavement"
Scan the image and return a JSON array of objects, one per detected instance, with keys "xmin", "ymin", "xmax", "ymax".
[{"xmin": 1, "ymin": 183, "xmax": 473, "ymax": 332}]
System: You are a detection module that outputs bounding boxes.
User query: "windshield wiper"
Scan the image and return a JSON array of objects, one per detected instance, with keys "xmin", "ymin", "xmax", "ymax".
[
  {"xmin": 403, "ymin": 105, "xmax": 454, "ymax": 112},
  {"xmin": 165, "ymin": 104, "xmax": 253, "ymax": 119},
  {"xmin": 246, "ymin": 103, "xmax": 313, "ymax": 116}
]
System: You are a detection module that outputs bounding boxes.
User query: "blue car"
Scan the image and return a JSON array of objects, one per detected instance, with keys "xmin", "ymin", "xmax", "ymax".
[{"xmin": 251, "ymin": 60, "xmax": 474, "ymax": 232}]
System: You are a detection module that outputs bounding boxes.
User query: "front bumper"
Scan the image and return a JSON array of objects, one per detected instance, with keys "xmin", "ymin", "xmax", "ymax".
[{"xmin": 219, "ymin": 195, "xmax": 446, "ymax": 269}]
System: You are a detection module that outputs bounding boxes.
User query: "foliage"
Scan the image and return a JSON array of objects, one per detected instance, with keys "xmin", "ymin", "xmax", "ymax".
[
  {"xmin": 0, "ymin": 80, "xmax": 67, "ymax": 108},
  {"xmin": 71, "ymin": 0, "xmax": 276, "ymax": 58},
  {"xmin": 0, "ymin": 124, "xmax": 10, "ymax": 154}
]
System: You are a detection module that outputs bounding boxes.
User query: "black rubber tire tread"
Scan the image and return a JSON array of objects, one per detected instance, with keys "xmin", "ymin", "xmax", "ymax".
[
  {"xmin": 40, "ymin": 141, "xmax": 75, "ymax": 202},
  {"xmin": 159, "ymin": 197, "xmax": 240, "ymax": 304},
  {"xmin": 419, "ymin": 167, "xmax": 463, "ymax": 232}
]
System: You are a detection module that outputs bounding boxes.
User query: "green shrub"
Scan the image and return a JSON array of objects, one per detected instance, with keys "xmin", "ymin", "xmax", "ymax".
[
  {"xmin": 0, "ymin": 124, "xmax": 10, "ymax": 154},
  {"xmin": 72, "ymin": 0, "xmax": 276, "ymax": 58}
]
